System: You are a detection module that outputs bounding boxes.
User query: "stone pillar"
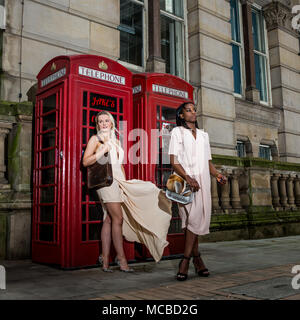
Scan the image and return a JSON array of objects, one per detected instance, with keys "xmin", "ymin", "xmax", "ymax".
[
  {"xmin": 270, "ymin": 173, "xmax": 281, "ymax": 209},
  {"xmin": 146, "ymin": 0, "xmax": 166, "ymax": 72},
  {"xmin": 0, "ymin": 126, "xmax": 11, "ymax": 186},
  {"xmin": 287, "ymin": 174, "xmax": 296, "ymax": 209},
  {"xmin": 279, "ymin": 174, "xmax": 288, "ymax": 209},
  {"xmin": 221, "ymin": 175, "xmax": 231, "ymax": 212},
  {"xmin": 241, "ymin": 0, "xmax": 260, "ymax": 103},
  {"xmin": 231, "ymin": 170, "xmax": 242, "ymax": 209},
  {"xmin": 211, "ymin": 175, "xmax": 221, "ymax": 212},
  {"xmin": 294, "ymin": 175, "xmax": 300, "ymax": 208},
  {"xmin": 187, "ymin": 0, "xmax": 236, "ymax": 156},
  {"xmin": 8, "ymin": 113, "xmax": 32, "ymax": 194},
  {"xmin": 263, "ymin": 1, "xmax": 300, "ymax": 163}
]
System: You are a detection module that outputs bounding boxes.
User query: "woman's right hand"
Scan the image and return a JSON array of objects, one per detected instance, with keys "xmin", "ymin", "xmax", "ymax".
[
  {"xmin": 95, "ymin": 143, "xmax": 111, "ymax": 161},
  {"xmin": 185, "ymin": 175, "xmax": 200, "ymax": 192}
]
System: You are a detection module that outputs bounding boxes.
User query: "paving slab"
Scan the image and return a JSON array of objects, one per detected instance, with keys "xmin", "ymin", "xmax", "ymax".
[
  {"xmin": 221, "ymin": 277, "xmax": 297, "ymax": 300},
  {"xmin": 0, "ymin": 235, "xmax": 300, "ymax": 300}
]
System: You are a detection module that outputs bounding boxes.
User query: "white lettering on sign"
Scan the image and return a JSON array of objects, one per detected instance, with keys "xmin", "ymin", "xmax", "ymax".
[
  {"xmin": 78, "ymin": 66, "xmax": 126, "ymax": 85},
  {"xmin": 152, "ymin": 84, "xmax": 188, "ymax": 99},
  {"xmin": 41, "ymin": 67, "xmax": 66, "ymax": 87},
  {"xmin": 132, "ymin": 85, "xmax": 142, "ymax": 94}
]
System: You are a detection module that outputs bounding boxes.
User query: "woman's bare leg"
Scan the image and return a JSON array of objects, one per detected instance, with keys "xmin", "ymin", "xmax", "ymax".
[
  {"xmin": 179, "ymin": 228, "xmax": 197, "ymax": 274},
  {"xmin": 105, "ymin": 202, "xmax": 129, "ymax": 270},
  {"xmin": 101, "ymin": 214, "xmax": 112, "ymax": 269},
  {"xmin": 192, "ymin": 236, "xmax": 209, "ymax": 273},
  {"xmin": 192, "ymin": 235, "xmax": 199, "ymax": 257}
]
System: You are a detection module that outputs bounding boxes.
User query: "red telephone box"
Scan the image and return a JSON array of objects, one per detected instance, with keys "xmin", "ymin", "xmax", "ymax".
[
  {"xmin": 132, "ymin": 73, "xmax": 194, "ymax": 256},
  {"xmin": 33, "ymin": 55, "xmax": 134, "ymax": 268}
]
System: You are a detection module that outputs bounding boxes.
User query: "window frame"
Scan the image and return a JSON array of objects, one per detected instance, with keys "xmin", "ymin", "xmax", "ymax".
[
  {"xmin": 231, "ymin": 0, "xmax": 246, "ymax": 99},
  {"xmin": 118, "ymin": 0, "xmax": 146, "ymax": 71},
  {"xmin": 251, "ymin": 4, "xmax": 272, "ymax": 106},
  {"xmin": 160, "ymin": 1, "xmax": 186, "ymax": 79},
  {"xmin": 236, "ymin": 140, "xmax": 246, "ymax": 158},
  {"xmin": 259, "ymin": 143, "xmax": 272, "ymax": 160}
]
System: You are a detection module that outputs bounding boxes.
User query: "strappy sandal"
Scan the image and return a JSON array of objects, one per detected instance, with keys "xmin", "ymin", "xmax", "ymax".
[
  {"xmin": 193, "ymin": 254, "xmax": 210, "ymax": 277},
  {"xmin": 115, "ymin": 257, "xmax": 134, "ymax": 273},
  {"xmin": 176, "ymin": 256, "xmax": 191, "ymax": 281},
  {"xmin": 99, "ymin": 255, "xmax": 113, "ymax": 273}
]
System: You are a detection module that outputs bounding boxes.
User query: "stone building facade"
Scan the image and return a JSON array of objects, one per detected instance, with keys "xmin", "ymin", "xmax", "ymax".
[{"xmin": 0, "ymin": 0, "xmax": 300, "ymax": 259}]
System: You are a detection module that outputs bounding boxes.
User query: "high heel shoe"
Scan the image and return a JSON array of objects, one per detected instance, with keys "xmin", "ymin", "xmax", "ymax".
[
  {"xmin": 115, "ymin": 257, "xmax": 134, "ymax": 273},
  {"xmin": 98, "ymin": 256, "xmax": 113, "ymax": 273},
  {"xmin": 176, "ymin": 256, "xmax": 191, "ymax": 281},
  {"xmin": 193, "ymin": 254, "xmax": 210, "ymax": 277}
]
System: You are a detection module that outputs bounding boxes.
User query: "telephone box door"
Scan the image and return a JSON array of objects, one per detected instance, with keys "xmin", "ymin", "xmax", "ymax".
[
  {"xmin": 32, "ymin": 83, "xmax": 65, "ymax": 264},
  {"xmin": 151, "ymin": 96, "xmax": 185, "ymax": 255}
]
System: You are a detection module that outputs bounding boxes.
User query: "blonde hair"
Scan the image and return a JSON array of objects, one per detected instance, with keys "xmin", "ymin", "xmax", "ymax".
[{"xmin": 95, "ymin": 111, "xmax": 118, "ymax": 142}]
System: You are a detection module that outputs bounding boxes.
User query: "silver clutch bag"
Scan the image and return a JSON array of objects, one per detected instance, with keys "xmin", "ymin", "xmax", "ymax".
[{"xmin": 165, "ymin": 174, "xmax": 194, "ymax": 205}]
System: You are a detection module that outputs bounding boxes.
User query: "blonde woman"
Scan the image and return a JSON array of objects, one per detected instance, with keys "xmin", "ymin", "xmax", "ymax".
[{"xmin": 83, "ymin": 111, "xmax": 172, "ymax": 272}]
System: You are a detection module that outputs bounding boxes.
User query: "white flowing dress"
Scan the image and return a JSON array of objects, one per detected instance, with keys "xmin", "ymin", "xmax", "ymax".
[
  {"xmin": 168, "ymin": 126, "xmax": 212, "ymax": 236},
  {"xmin": 96, "ymin": 139, "xmax": 172, "ymax": 262}
]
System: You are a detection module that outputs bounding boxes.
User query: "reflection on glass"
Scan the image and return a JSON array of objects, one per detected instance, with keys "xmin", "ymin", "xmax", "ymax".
[
  {"xmin": 42, "ymin": 94, "xmax": 56, "ymax": 114},
  {"xmin": 89, "ymin": 128, "xmax": 96, "ymax": 139},
  {"xmin": 39, "ymin": 224, "xmax": 54, "ymax": 242},
  {"xmin": 230, "ymin": 0, "xmax": 240, "ymax": 43},
  {"xmin": 161, "ymin": 15, "xmax": 184, "ymax": 77},
  {"xmin": 119, "ymin": 98, "xmax": 123, "ymax": 114},
  {"xmin": 254, "ymin": 53, "xmax": 267, "ymax": 102},
  {"xmin": 157, "ymin": 105, "xmax": 160, "ymax": 120},
  {"xmin": 41, "ymin": 130, "xmax": 56, "ymax": 149},
  {"xmin": 161, "ymin": 107, "xmax": 176, "ymax": 122},
  {"xmin": 231, "ymin": 43, "xmax": 242, "ymax": 95},
  {"xmin": 42, "ymin": 112, "xmax": 56, "ymax": 132},
  {"xmin": 41, "ymin": 167, "xmax": 55, "ymax": 185},
  {"xmin": 83, "ymin": 91, "xmax": 87, "ymax": 107},
  {"xmin": 40, "ymin": 206, "xmax": 54, "ymax": 222},
  {"xmin": 89, "ymin": 224, "xmax": 101, "ymax": 240},
  {"xmin": 82, "ymin": 224, "xmax": 86, "ymax": 241},
  {"xmin": 83, "ymin": 110, "xmax": 87, "ymax": 125},
  {"xmin": 120, "ymin": 0, "xmax": 143, "ymax": 66},
  {"xmin": 40, "ymin": 186, "xmax": 55, "ymax": 203},
  {"xmin": 41, "ymin": 148, "xmax": 55, "ymax": 167},
  {"xmin": 82, "ymin": 128, "xmax": 87, "ymax": 145},
  {"xmin": 82, "ymin": 204, "xmax": 86, "ymax": 221},
  {"xmin": 160, "ymin": 0, "xmax": 183, "ymax": 17},
  {"xmin": 90, "ymin": 92, "xmax": 117, "ymax": 111},
  {"xmin": 88, "ymin": 204, "xmax": 102, "ymax": 221},
  {"xmin": 252, "ymin": 10, "xmax": 265, "ymax": 53}
]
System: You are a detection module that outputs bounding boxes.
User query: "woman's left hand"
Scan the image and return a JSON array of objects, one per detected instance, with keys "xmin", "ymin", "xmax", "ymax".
[{"xmin": 216, "ymin": 173, "xmax": 227, "ymax": 185}]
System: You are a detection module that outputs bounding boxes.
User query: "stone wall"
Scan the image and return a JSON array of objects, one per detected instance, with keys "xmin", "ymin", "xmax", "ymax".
[
  {"xmin": 1, "ymin": 0, "xmax": 120, "ymax": 102},
  {"xmin": 187, "ymin": 0, "xmax": 237, "ymax": 156},
  {"xmin": 263, "ymin": 1, "xmax": 300, "ymax": 163},
  {"xmin": 0, "ymin": 101, "xmax": 32, "ymax": 259}
]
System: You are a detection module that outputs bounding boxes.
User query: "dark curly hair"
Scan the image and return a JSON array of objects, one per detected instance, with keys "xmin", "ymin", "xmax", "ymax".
[{"xmin": 176, "ymin": 102, "xmax": 199, "ymax": 129}]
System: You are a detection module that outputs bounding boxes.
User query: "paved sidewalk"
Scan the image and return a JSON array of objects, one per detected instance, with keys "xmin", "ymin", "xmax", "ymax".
[{"xmin": 0, "ymin": 235, "xmax": 300, "ymax": 300}]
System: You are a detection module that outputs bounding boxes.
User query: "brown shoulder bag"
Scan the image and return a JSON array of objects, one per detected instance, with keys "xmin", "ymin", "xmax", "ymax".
[{"xmin": 87, "ymin": 136, "xmax": 113, "ymax": 189}]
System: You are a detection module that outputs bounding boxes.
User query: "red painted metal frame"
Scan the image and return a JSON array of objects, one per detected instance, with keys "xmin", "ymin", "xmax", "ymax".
[{"xmin": 34, "ymin": 55, "xmax": 134, "ymax": 268}]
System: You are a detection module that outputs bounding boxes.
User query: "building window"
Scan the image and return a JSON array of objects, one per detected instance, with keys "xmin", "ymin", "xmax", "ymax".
[
  {"xmin": 252, "ymin": 8, "xmax": 269, "ymax": 103},
  {"xmin": 119, "ymin": 0, "xmax": 144, "ymax": 67},
  {"xmin": 230, "ymin": 0, "xmax": 244, "ymax": 96},
  {"xmin": 160, "ymin": 0, "xmax": 185, "ymax": 78},
  {"xmin": 236, "ymin": 140, "xmax": 246, "ymax": 157},
  {"xmin": 259, "ymin": 144, "xmax": 272, "ymax": 160}
]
